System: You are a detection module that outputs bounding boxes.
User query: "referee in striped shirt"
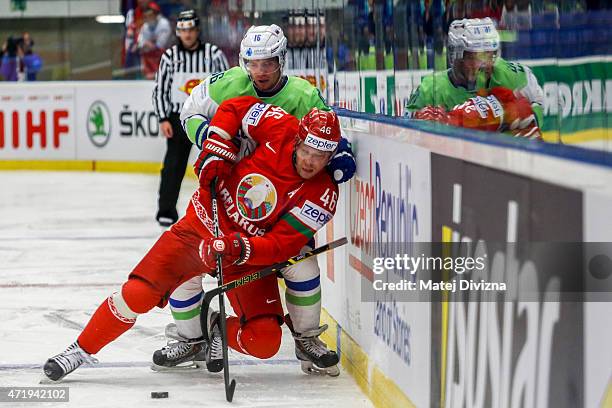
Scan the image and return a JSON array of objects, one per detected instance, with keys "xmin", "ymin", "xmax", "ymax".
[{"xmin": 153, "ymin": 9, "xmax": 229, "ymax": 227}]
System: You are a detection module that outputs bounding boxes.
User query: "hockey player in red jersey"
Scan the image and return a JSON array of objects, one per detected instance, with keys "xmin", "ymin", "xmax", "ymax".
[{"xmin": 43, "ymin": 96, "xmax": 341, "ymax": 381}]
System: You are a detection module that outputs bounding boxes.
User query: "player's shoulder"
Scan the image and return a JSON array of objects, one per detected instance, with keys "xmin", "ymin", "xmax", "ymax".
[
  {"xmin": 287, "ymin": 75, "xmax": 317, "ymax": 91},
  {"xmin": 286, "ymin": 76, "xmax": 325, "ymax": 99},
  {"xmin": 493, "ymin": 57, "xmax": 530, "ymax": 83},
  {"xmin": 285, "ymin": 77, "xmax": 330, "ymax": 111},
  {"xmin": 208, "ymin": 67, "xmax": 253, "ymax": 100},
  {"xmin": 419, "ymin": 70, "xmax": 450, "ymax": 88},
  {"xmin": 306, "ymin": 171, "xmax": 338, "ymax": 196},
  {"xmin": 297, "ymin": 172, "xmax": 338, "ymax": 220}
]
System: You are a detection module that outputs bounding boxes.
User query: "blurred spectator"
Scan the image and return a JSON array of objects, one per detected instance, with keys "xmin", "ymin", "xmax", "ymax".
[
  {"xmin": 470, "ymin": 0, "xmax": 503, "ymax": 21},
  {"xmin": 445, "ymin": 0, "xmax": 467, "ymax": 29},
  {"xmin": 124, "ymin": 0, "xmax": 150, "ymax": 77},
  {"xmin": 500, "ymin": 0, "xmax": 533, "ymax": 30},
  {"xmin": 21, "ymin": 33, "xmax": 42, "ymax": 81},
  {"xmin": 137, "ymin": 2, "xmax": 172, "ymax": 79},
  {"xmin": 0, "ymin": 33, "xmax": 42, "ymax": 81}
]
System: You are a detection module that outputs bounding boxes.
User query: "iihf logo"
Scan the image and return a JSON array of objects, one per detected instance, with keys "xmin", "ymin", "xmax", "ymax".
[{"xmin": 246, "ymin": 48, "xmax": 253, "ymax": 57}]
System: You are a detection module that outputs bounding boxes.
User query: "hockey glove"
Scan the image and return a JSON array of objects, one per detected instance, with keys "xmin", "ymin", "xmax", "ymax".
[
  {"xmin": 445, "ymin": 87, "xmax": 542, "ymax": 139},
  {"xmin": 194, "ymin": 134, "xmax": 238, "ymax": 190},
  {"xmin": 488, "ymin": 87, "xmax": 542, "ymax": 139},
  {"xmin": 200, "ymin": 232, "xmax": 252, "ymax": 270},
  {"xmin": 412, "ymin": 106, "xmax": 449, "ymax": 122},
  {"xmin": 327, "ymin": 137, "xmax": 356, "ymax": 184}
]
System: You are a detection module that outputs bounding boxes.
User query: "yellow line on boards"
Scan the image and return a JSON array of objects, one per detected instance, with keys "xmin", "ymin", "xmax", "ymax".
[
  {"xmin": 320, "ymin": 308, "xmax": 416, "ymax": 408},
  {"xmin": 542, "ymin": 128, "xmax": 609, "ymax": 144}
]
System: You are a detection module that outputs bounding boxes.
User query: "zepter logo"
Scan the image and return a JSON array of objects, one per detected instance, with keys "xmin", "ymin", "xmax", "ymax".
[{"xmin": 236, "ymin": 174, "xmax": 278, "ymax": 221}]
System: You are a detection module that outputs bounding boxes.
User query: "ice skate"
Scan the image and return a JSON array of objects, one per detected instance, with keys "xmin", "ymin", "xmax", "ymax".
[
  {"xmin": 151, "ymin": 323, "xmax": 206, "ymax": 371},
  {"xmin": 286, "ymin": 316, "xmax": 340, "ymax": 377},
  {"xmin": 43, "ymin": 342, "xmax": 98, "ymax": 381}
]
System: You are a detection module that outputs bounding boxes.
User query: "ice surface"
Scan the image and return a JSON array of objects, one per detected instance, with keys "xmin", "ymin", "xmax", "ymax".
[{"xmin": 0, "ymin": 171, "xmax": 372, "ymax": 407}]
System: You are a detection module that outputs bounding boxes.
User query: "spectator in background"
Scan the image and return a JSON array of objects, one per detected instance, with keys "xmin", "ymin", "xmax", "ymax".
[
  {"xmin": 0, "ymin": 34, "xmax": 42, "ymax": 81},
  {"xmin": 0, "ymin": 37, "xmax": 21, "ymax": 81},
  {"xmin": 21, "ymin": 32, "xmax": 42, "ymax": 81},
  {"xmin": 500, "ymin": 0, "xmax": 533, "ymax": 30},
  {"xmin": 138, "ymin": 2, "xmax": 172, "ymax": 79},
  {"xmin": 124, "ymin": 0, "xmax": 150, "ymax": 78}
]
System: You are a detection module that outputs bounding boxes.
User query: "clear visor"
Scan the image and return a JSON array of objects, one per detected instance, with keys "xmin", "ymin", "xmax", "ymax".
[
  {"xmin": 451, "ymin": 51, "xmax": 496, "ymax": 91},
  {"xmin": 243, "ymin": 57, "xmax": 280, "ymax": 75}
]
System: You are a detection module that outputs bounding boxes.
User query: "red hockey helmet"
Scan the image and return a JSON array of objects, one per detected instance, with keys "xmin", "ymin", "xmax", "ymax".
[{"xmin": 297, "ymin": 109, "xmax": 341, "ymax": 153}]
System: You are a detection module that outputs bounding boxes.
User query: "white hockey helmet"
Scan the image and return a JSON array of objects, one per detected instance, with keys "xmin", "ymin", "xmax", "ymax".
[
  {"xmin": 447, "ymin": 18, "xmax": 500, "ymax": 66},
  {"xmin": 239, "ymin": 24, "xmax": 288, "ymax": 74}
]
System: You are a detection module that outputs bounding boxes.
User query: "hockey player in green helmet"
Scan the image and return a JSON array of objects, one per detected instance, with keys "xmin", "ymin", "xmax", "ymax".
[{"xmin": 407, "ymin": 18, "xmax": 544, "ymax": 138}]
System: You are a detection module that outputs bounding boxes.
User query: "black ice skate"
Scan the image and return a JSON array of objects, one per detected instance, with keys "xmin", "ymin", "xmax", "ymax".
[
  {"xmin": 203, "ymin": 309, "xmax": 224, "ymax": 373},
  {"xmin": 151, "ymin": 323, "xmax": 206, "ymax": 371},
  {"xmin": 44, "ymin": 342, "xmax": 98, "ymax": 381},
  {"xmin": 286, "ymin": 316, "xmax": 340, "ymax": 377}
]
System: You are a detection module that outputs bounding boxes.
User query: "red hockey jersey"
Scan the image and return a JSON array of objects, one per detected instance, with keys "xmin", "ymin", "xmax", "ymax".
[{"xmin": 189, "ymin": 96, "xmax": 339, "ymax": 266}]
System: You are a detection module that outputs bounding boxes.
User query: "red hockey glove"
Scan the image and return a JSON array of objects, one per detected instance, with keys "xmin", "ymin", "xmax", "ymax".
[
  {"xmin": 445, "ymin": 87, "xmax": 541, "ymax": 138},
  {"xmin": 200, "ymin": 232, "xmax": 252, "ymax": 270},
  {"xmin": 412, "ymin": 106, "xmax": 449, "ymax": 122},
  {"xmin": 488, "ymin": 87, "xmax": 542, "ymax": 139},
  {"xmin": 194, "ymin": 133, "xmax": 238, "ymax": 190}
]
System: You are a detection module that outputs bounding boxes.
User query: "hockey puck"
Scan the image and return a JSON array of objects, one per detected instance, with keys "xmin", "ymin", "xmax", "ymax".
[{"xmin": 151, "ymin": 391, "xmax": 169, "ymax": 399}]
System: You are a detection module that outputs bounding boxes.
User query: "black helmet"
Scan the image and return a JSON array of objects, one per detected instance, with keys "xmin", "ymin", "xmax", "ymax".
[{"xmin": 176, "ymin": 9, "xmax": 200, "ymax": 31}]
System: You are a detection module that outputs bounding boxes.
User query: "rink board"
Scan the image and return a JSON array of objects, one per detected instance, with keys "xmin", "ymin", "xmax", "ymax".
[
  {"xmin": 323, "ymin": 111, "xmax": 612, "ymax": 408},
  {"xmin": 1, "ymin": 82, "xmax": 612, "ymax": 407}
]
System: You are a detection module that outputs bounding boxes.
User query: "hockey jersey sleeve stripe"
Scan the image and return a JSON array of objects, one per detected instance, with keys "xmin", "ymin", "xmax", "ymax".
[
  {"xmin": 168, "ymin": 292, "xmax": 203, "ymax": 308},
  {"xmin": 194, "ymin": 120, "xmax": 210, "ymax": 149},
  {"xmin": 171, "ymin": 306, "xmax": 202, "ymax": 321},
  {"xmin": 183, "ymin": 114, "xmax": 209, "ymax": 145},
  {"xmin": 286, "ymin": 290, "xmax": 321, "ymax": 306},
  {"xmin": 284, "ymin": 275, "xmax": 320, "ymax": 292},
  {"xmin": 280, "ymin": 213, "xmax": 316, "ymax": 239}
]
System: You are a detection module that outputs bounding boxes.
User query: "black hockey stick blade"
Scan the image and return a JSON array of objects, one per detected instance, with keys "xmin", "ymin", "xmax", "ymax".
[
  {"xmin": 226, "ymin": 378, "xmax": 236, "ymax": 402},
  {"xmin": 203, "ymin": 237, "xmax": 348, "ymax": 307}
]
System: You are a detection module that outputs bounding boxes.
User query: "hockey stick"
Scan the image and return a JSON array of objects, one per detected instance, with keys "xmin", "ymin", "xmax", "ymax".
[
  {"xmin": 202, "ymin": 237, "xmax": 347, "ymax": 308},
  {"xmin": 209, "ymin": 179, "xmax": 236, "ymax": 402}
]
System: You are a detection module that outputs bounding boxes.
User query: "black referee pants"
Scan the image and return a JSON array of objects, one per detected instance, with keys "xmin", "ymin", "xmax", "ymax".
[{"xmin": 156, "ymin": 113, "xmax": 192, "ymax": 224}]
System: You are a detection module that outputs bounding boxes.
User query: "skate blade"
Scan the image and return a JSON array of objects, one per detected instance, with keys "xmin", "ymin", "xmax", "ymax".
[
  {"xmin": 39, "ymin": 376, "xmax": 62, "ymax": 384},
  {"xmin": 300, "ymin": 361, "xmax": 340, "ymax": 377},
  {"xmin": 150, "ymin": 360, "xmax": 206, "ymax": 372}
]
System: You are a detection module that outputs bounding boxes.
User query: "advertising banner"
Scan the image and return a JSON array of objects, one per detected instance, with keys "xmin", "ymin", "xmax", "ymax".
[
  {"xmin": 0, "ymin": 82, "xmax": 169, "ymax": 163},
  {"xmin": 530, "ymin": 58, "xmax": 611, "ymax": 136},
  {"xmin": 74, "ymin": 82, "xmax": 165, "ymax": 163},
  {"xmin": 0, "ymin": 84, "xmax": 75, "ymax": 159},
  {"xmin": 430, "ymin": 153, "xmax": 584, "ymax": 408},
  {"xmin": 321, "ymin": 122, "xmax": 433, "ymax": 407}
]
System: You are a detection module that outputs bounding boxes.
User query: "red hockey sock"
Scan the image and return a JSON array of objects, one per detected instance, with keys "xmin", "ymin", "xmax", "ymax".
[
  {"xmin": 226, "ymin": 315, "xmax": 281, "ymax": 359},
  {"xmin": 77, "ymin": 278, "xmax": 160, "ymax": 355},
  {"xmin": 77, "ymin": 296, "xmax": 135, "ymax": 355}
]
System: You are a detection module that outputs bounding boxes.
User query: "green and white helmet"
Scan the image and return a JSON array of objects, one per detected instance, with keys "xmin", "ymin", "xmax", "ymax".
[
  {"xmin": 239, "ymin": 24, "xmax": 288, "ymax": 74},
  {"xmin": 447, "ymin": 18, "xmax": 500, "ymax": 66}
]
